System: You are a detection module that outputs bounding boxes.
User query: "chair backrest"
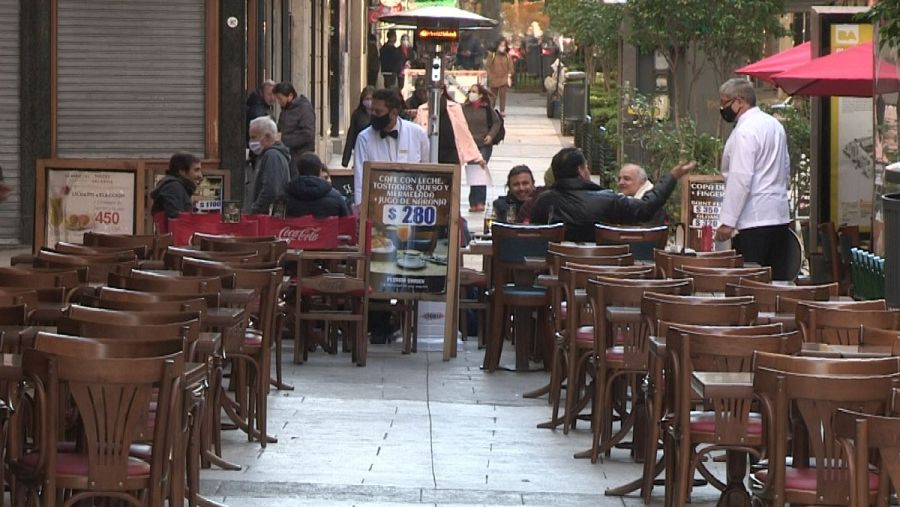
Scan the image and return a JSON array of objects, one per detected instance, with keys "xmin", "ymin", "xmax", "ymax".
[
  {"xmin": 83, "ymin": 232, "xmax": 173, "ymax": 260},
  {"xmin": 859, "ymin": 326, "xmax": 900, "ymax": 349},
  {"xmin": 20, "ymin": 348, "xmax": 181, "ymax": 497},
  {"xmin": 795, "ymin": 303, "xmax": 900, "ymax": 345},
  {"xmin": 754, "ymin": 350, "xmax": 900, "ymax": 376},
  {"xmin": 197, "ymin": 235, "xmax": 288, "ymax": 263},
  {"xmin": 34, "ymin": 250, "xmax": 137, "ymax": 283},
  {"xmin": 833, "ymin": 408, "xmax": 900, "ymax": 507},
  {"xmin": 108, "ymin": 270, "xmax": 225, "ymax": 294},
  {"xmin": 753, "ymin": 360, "xmax": 898, "ymax": 504},
  {"xmin": 548, "ymin": 252, "xmax": 635, "ymax": 272},
  {"xmin": 163, "ymin": 246, "xmax": 264, "ymax": 270},
  {"xmin": 491, "ymin": 223, "xmax": 565, "ymax": 287},
  {"xmin": 564, "ymin": 263, "xmax": 655, "ymax": 278},
  {"xmin": 778, "ymin": 296, "xmax": 886, "ymax": 315},
  {"xmin": 34, "ymin": 332, "xmax": 184, "ymax": 359},
  {"xmin": 666, "ymin": 326, "xmax": 801, "ymax": 444},
  {"xmin": 674, "ymin": 265, "xmax": 772, "ymax": 293},
  {"xmin": 595, "ymin": 224, "xmax": 668, "ymax": 262},
  {"xmin": 54, "ymin": 241, "xmax": 148, "ymax": 259},
  {"xmin": 724, "ymin": 279, "xmax": 838, "ymax": 312},
  {"xmin": 654, "ymin": 249, "xmax": 743, "ymax": 278},
  {"xmin": 0, "ymin": 267, "xmax": 82, "ymax": 290},
  {"xmin": 0, "ymin": 289, "xmax": 39, "ymax": 309},
  {"xmin": 586, "ymin": 277, "xmax": 693, "ymax": 370},
  {"xmin": 548, "ymin": 242, "xmax": 629, "ymax": 257},
  {"xmin": 97, "ymin": 287, "xmax": 211, "ymax": 314},
  {"xmin": 642, "ymin": 293, "xmax": 758, "ymax": 339}
]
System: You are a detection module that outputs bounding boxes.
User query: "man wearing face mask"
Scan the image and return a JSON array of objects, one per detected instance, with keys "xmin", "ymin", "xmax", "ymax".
[
  {"xmin": 247, "ymin": 116, "xmax": 292, "ymax": 214},
  {"xmin": 352, "ymin": 88, "xmax": 430, "ymax": 206},
  {"xmin": 715, "ymin": 77, "xmax": 792, "ymax": 280}
]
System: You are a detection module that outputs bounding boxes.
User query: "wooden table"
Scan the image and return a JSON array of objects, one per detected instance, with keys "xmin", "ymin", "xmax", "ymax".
[
  {"xmin": 799, "ymin": 343, "xmax": 892, "ymax": 358},
  {"xmin": 692, "ymin": 371, "xmax": 754, "ymax": 399}
]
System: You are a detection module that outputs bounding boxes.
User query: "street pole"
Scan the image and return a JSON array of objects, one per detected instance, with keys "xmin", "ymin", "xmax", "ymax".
[{"xmin": 427, "ymin": 43, "xmax": 445, "ymax": 163}]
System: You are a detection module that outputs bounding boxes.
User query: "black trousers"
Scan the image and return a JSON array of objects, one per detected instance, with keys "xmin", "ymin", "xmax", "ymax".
[{"xmin": 732, "ymin": 223, "xmax": 793, "ymax": 281}]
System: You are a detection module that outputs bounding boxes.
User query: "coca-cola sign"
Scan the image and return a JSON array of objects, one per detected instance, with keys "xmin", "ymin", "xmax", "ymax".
[{"xmin": 278, "ymin": 226, "xmax": 321, "ymax": 243}]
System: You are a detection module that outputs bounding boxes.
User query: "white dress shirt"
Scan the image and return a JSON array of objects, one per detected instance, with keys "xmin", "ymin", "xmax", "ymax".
[
  {"xmin": 719, "ymin": 106, "xmax": 791, "ymax": 230},
  {"xmin": 353, "ymin": 118, "xmax": 430, "ymax": 204}
]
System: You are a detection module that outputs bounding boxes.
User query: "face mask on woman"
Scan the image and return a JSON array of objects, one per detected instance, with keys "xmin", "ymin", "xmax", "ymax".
[{"xmin": 468, "ymin": 92, "xmax": 481, "ymax": 103}]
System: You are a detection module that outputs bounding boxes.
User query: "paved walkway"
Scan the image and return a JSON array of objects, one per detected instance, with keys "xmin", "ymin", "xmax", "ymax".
[{"xmin": 202, "ymin": 92, "xmax": 723, "ymax": 506}]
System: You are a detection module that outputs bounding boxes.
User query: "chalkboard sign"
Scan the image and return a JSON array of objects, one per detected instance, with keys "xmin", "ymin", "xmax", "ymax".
[
  {"xmin": 359, "ymin": 162, "xmax": 461, "ymax": 360},
  {"xmin": 681, "ymin": 174, "xmax": 725, "ymax": 250}
]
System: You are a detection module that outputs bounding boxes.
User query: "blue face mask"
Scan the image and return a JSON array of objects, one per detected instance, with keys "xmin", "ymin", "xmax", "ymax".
[{"xmin": 249, "ymin": 141, "xmax": 263, "ymax": 155}]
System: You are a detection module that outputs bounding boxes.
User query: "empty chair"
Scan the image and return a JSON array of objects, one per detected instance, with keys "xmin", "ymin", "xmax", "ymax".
[
  {"xmin": 654, "ymin": 249, "xmax": 743, "ymax": 278},
  {"xmin": 83, "ymin": 231, "xmax": 173, "ymax": 260},
  {"xmin": 834, "ymin": 408, "xmax": 900, "ymax": 507},
  {"xmin": 674, "ymin": 265, "xmax": 772, "ymax": 293},
  {"xmin": 795, "ymin": 302, "xmax": 900, "ymax": 345},
  {"xmin": 725, "ymin": 279, "xmax": 838, "ymax": 312},
  {"xmin": 595, "ymin": 224, "xmax": 668, "ymax": 262}
]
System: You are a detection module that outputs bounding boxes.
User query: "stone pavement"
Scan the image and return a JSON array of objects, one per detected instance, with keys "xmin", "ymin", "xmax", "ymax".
[{"xmin": 201, "ymin": 338, "xmax": 724, "ymax": 507}]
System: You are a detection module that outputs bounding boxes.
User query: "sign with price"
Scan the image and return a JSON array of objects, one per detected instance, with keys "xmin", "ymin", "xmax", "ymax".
[
  {"xmin": 45, "ymin": 168, "xmax": 136, "ymax": 245},
  {"xmin": 359, "ymin": 162, "xmax": 462, "ymax": 360},
  {"xmin": 681, "ymin": 174, "xmax": 726, "ymax": 251}
]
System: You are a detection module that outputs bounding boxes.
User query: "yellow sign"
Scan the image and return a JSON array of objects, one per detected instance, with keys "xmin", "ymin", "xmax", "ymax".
[{"xmin": 418, "ymin": 28, "xmax": 459, "ymax": 41}]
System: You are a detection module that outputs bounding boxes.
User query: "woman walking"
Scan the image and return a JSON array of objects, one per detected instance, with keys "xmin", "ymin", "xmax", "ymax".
[
  {"xmin": 485, "ymin": 37, "xmax": 514, "ymax": 115},
  {"xmin": 342, "ymin": 86, "xmax": 374, "ymax": 168},
  {"xmin": 462, "ymin": 84, "xmax": 501, "ymax": 212}
]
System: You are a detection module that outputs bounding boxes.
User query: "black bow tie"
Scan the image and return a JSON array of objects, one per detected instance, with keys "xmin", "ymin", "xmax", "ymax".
[{"xmin": 381, "ymin": 130, "xmax": 399, "ymax": 139}]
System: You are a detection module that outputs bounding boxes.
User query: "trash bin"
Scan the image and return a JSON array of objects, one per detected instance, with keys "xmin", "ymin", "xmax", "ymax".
[
  {"xmin": 561, "ymin": 71, "xmax": 587, "ymax": 135},
  {"xmin": 884, "ymin": 193, "xmax": 900, "ymax": 308}
]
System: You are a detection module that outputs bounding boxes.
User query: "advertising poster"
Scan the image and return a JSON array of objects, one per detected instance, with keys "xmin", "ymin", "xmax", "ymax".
[
  {"xmin": 46, "ymin": 169, "xmax": 136, "ymax": 244},
  {"xmin": 366, "ymin": 169, "xmax": 453, "ymax": 294},
  {"xmin": 681, "ymin": 175, "xmax": 725, "ymax": 250},
  {"xmin": 830, "ymin": 23, "xmax": 874, "ymax": 230}
]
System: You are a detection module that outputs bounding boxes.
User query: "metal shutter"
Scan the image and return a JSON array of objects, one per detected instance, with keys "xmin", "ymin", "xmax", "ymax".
[
  {"xmin": 56, "ymin": 0, "xmax": 206, "ymax": 159},
  {"xmin": 0, "ymin": 0, "xmax": 20, "ymax": 243}
]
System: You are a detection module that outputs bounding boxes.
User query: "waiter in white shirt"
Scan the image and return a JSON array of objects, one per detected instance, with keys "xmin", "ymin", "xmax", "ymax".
[
  {"xmin": 714, "ymin": 78, "xmax": 792, "ymax": 280},
  {"xmin": 353, "ymin": 88, "xmax": 430, "ymax": 205}
]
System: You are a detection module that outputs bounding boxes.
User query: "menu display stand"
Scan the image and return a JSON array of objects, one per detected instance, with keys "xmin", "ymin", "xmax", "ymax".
[{"xmin": 681, "ymin": 174, "xmax": 726, "ymax": 251}]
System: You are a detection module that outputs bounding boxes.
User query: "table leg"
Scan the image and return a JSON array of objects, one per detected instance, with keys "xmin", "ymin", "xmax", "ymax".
[{"xmin": 716, "ymin": 451, "xmax": 750, "ymax": 507}]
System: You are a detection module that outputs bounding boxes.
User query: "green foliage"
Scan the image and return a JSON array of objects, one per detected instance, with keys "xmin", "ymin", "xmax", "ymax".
[
  {"xmin": 545, "ymin": 0, "xmax": 623, "ymax": 85},
  {"xmin": 607, "ymin": 87, "xmax": 722, "ymax": 221},
  {"xmin": 700, "ymin": 0, "xmax": 787, "ymax": 83},
  {"xmin": 862, "ymin": 0, "xmax": 900, "ymax": 50},
  {"xmin": 761, "ymin": 98, "xmax": 812, "ymax": 218},
  {"xmin": 589, "ymin": 82, "xmax": 618, "ymax": 125}
]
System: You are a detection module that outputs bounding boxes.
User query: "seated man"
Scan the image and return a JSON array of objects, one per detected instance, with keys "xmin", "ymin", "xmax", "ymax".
[
  {"xmin": 284, "ymin": 153, "xmax": 350, "ymax": 218},
  {"xmin": 493, "ymin": 165, "xmax": 536, "ymax": 224},
  {"xmin": 618, "ymin": 163, "xmax": 667, "ymax": 226},
  {"xmin": 150, "ymin": 153, "xmax": 203, "ymax": 228},
  {"xmin": 530, "ymin": 147, "xmax": 695, "ymax": 242}
]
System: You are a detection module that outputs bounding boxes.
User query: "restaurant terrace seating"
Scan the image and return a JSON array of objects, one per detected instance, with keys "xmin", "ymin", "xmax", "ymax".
[
  {"xmin": 653, "ymin": 249, "xmax": 743, "ymax": 278},
  {"xmin": 794, "ymin": 302, "xmax": 900, "ymax": 344},
  {"xmin": 724, "ymin": 279, "xmax": 838, "ymax": 312},
  {"xmin": 594, "ymin": 224, "xmax": 669, "ymax": 262},
  {"xmin": 834, "ymin": 406, "xmax": 900, "ymax": 507},
  {"xmin": 673, "ymin": 265, "xmax": 772, "ymax": 293}
]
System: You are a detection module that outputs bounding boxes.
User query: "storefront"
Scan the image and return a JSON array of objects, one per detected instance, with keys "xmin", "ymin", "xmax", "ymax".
[{"xmin": 0, "ymin": 0, "xmax": 20, "ymax": 244}]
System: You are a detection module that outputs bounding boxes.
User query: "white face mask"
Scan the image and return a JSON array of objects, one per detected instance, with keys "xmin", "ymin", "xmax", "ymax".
[
  {"xmin": 468, "ymin": 92, "xmax": 481, "ymax": 103},
  {"xmin": 249, "ymin": 140, "xmax": 263, "ymax": 155}
]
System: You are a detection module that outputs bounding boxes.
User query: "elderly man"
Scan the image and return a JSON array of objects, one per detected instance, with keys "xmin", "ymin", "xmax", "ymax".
[
  {"xmin": 618, "ymin": 163, "xmax": 667, "ymax": 225},
  {"xmin": 714, "ymin": 78, "xmax": 791, "ymax": 280},
  {"xmin": 247, "ymin": 116, "xmax": 292, "ymax": 215},
  {"xmin": 531, "ymin": 147, "xmax": 695, "ymax": 242}
]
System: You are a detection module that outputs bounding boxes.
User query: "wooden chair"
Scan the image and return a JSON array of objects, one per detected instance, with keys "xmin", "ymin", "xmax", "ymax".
[
  {"xmin": 724, "ymin": 279, "xmax": 838, "ymax": 312},
  {"xmin": 33, "ymin": 250, "xmax": 138, "ymax": 284},
  {"xmin": 290, "ymin": 251, "xmax": 369, "ymax": 366},
  {"xmin": 459, "ymin": 267, "xmax": 489, "ymax": 348},
  {"xmin": 163, "ymin": 246, "xmax": 264, "ymax": 271},
  {"xmin": 83, "ymin": 231, "xmax": 173, "ymax": 260},
  {"xmin": 54, "ymin": 241, "xmax": 149, "ymax": 260},
  {"xmin": 751, "ymin": 353, "xmax": 900, "ymax": 507},
  {"xmin": 196, "ymin": 235, "xmax": 288, "ymax": 263},
  {"xmin": 108, "ymin": 270, "xmax": 226, "ymax": 294},
  {"xmin": 795, "ymin": 302, "xmax": 900, "ymax": 345},
  {"xmin": 654, "ymin": 249, "xmax": 743, "ymax": 278},
  {"xmin": 96, "ymin": 286, "xmax": 210, "ymax": 314},
  {"xmin": 664, "ymin": 326, "xmax": 801, "ymax": 507},
  {"xmin": 577, "ymin": 277, "xmax": 692, "ymax": 462},
  {"xmin": 548, "ymin": 242, "xmax": 630, "ymax": 257},
  {"xmin": 595, "ymin": 224, "xmax": 669, "ymax": 262},
  {"xmin": 9, "ymin": 349, "xmax": 182, "ymax": 507},
  {"xmin": 182, "ymin": 258, "xmax": 284, "ymax": 447},
  {"xmin": 859, "ymin": 326, "xmax": 900, "ymax": 351},
  {"xmin": 483, "ymin": 223, "xmax": 565, "ymax": 372},
  {"xmin": 674, "ymin": 265, "xmax": 772, "ymax": 293},
  {"xmin": 636, "ymin": 293, "xmax": 759, "ymax": 501},
  {"xmin": 834, "ymin": 408, "xmax": 900, "ymax": 507}
]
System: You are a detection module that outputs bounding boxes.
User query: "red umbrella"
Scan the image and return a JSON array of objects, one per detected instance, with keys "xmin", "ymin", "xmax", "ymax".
[
  {"xmin": 771, "ymin": 41, "xmax": 900, "ymax": 97},
  {"xmin": 736, "ymin": 42, "xmax": 811, "ymax": 84}
]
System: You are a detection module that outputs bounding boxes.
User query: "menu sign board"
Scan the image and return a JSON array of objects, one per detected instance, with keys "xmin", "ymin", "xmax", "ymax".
[
  {"xmin": 359, "ymin": 162, "xmax": 461, "ymax": 360},
  {"xmin": 45, "ymin": 169, "xmax": 136, "ymax": 245},
  {"xmin": 681, "ymin": 175, "xmax": 725, "ymax": 250}
]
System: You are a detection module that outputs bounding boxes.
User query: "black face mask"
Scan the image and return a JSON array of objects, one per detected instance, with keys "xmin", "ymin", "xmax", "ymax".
[
  {"xmin": 371, "ymin": 113, "xmax": 392, "ymax": 132},
  {"xmin": 720, "ymin": 102, "xmax": 738, "ymax": 123}
]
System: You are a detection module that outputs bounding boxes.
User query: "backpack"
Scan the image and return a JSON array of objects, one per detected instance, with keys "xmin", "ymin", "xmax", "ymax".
[{"xmin": 486, "ymin": 106, "xmax": 506, "ymax": 145}]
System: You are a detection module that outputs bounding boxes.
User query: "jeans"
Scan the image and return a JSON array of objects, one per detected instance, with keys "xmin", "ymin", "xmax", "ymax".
[{"xmin": 468, "ymin": 145, "xmax": 494, "ymax": 207}]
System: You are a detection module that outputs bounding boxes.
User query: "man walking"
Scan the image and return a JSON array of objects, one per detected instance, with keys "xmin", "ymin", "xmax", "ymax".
[
  {"xmin": 714, "ymin": 78, "xmax": 792, "ymax": 280},
  {"xmin": 380, "ymin": 30, "xmax": 403, "ymax": 89}
]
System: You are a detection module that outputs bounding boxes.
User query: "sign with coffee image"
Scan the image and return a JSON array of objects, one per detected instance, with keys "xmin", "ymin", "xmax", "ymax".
[
  {"xmin": 46, "ymin": 168, "xmax": 136, "ymax": 245},
  {"xmin": 362, "ymin": 163, "xmax": 459, "ymax": 295}
]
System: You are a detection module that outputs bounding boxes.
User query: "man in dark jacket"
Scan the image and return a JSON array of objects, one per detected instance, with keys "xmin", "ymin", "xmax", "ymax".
[
  {"xmin": 248, "ymin": 116, "xmax": 292, "ymax": 215},
  {"xmin": 531, "ymin": 147, "xmax": 695, "ymax": 242},
  {"xmin": 246, "ymin": 80, "xmax": 276, "ymax": 124},
  {"xmin": 151, "ymin": 153, "xmax": 203, "ymax": 219},
  {"xmin": 380, "ymin": 30, "xmax": 403, "ymax": 88},
  {"xmin": 274, "ymin": 81, "xmax": 316, "ymax": 168},
  {"xmin": 285, "ymin": 153, "xmax": 349, "ymax": 218}
]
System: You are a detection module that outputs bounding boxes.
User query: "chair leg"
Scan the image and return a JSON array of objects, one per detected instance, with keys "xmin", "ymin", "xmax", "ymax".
[
  {"xmin": 484, "ymin": 300, "xmax": 505, "ymax": 371},
  {"xmin": 537, "ymin": 334, "xmax": 566, "ymax": 430}
]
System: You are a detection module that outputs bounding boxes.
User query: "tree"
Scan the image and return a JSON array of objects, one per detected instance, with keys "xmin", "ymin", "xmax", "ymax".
[
  {"xmin": 545, "ymin": 0, "xmax": 623, "ymax": 88},
  {"xmin": 863, "ymin": 0, "xmax": 900, "ymax": 50}
]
